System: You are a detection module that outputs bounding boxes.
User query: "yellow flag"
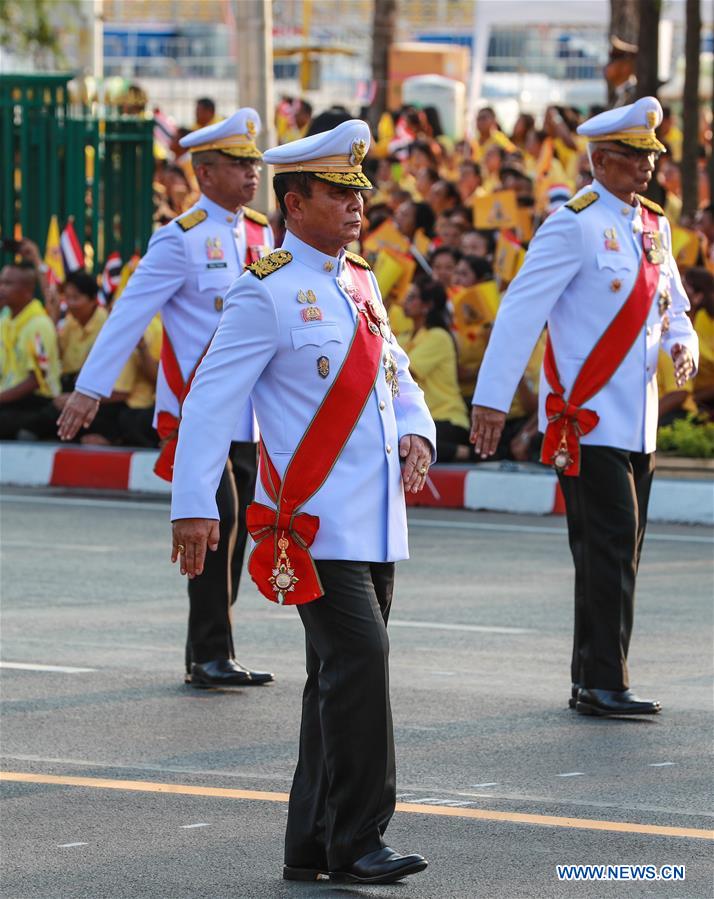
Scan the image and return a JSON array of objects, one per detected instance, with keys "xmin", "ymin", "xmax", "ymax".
[
  {"xmin": 671, "ymin": 226, "xmax": 700, "ymax": 269},
  {"xmin": 494, "ymin": 232, "xmax": 526, "ymax": 285},
  {"xmin": 43, "ymin": 215, "xmax": 65, "ymax": 285},
  {"xmin": 473, "ymin": 190, "xmax": 519, "ymax": 230},
  {"xmin": 362, "ymin": 219, "xmax": 410, "ymax": 256},
  {"xmin": 114, "ymin": 253, "xmax": 141, "ymax": 301},
  {"xmin": 452, "ymin": 283, "xmax": 500, "ymax": 329}
]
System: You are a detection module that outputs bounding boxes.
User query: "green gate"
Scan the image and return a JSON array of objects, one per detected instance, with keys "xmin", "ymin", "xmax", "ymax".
[{"xmin": 0, "ymin": 73, "xmax": 154, "ymax": 274}]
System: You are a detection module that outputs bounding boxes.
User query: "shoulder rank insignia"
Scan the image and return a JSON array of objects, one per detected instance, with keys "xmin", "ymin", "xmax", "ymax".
[
  {"xmin": 565, "ymin": 191, "xmax": 599, "ymax": 214},
  {"xmin": 345, "ymin": 251, "xmax": 371, "ymax": 270},
  {"xmin": 243, "ymin": 206, "xmax": 269, "ymax": 226},
  {"xmin": 176, "ymin": 208, "xmax": 207, "ymax": 231},
  {"xmin": 637, "ymin": 195, "xmax": 665, "ymax": 216},
  {"xmin": 247, "ymin": 249, "xmax": 293, "ymax": 279}
]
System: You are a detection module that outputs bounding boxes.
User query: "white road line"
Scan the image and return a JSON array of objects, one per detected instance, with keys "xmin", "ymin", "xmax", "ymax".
[
  {"xmin": 2, "ymin": 541, "xmax": 117, "ymax": 553},
  {"xmin": 2, "ymin": 494, "xmax": 710, "ymax": 543},
  {"xmin": 556, "ymin": 772, "xmax": 586, "ymax": 778},
  {"xmin": 58, "ymin": 842, "xmax": 88, "ymax": 848},
  {"xmin": 649, "ymin": 762, "xmax": 677, "ymax": 767},
  {"xmin": 180, "ymin": 823, "xmax": 210, "ymax": 829},
  {"xmin": 0, "ymin": 662, "xmax": 96, "ymax": 673},
  {"xmin": 390, "ymin": 619, "xmax": 534, "ymax": 635},
  {"xmin": 470, "ymin": 782, "xmax": 500, "ymax": 788},
  {"xmin": 431, "ymin": 670, "xmax": 456, "ymax": 676}
]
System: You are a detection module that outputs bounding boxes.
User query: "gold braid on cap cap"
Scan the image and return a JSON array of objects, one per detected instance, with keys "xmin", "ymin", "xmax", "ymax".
[{"xmin": 190, "ymin": 133, "xmax": 262, "ymax": 159}]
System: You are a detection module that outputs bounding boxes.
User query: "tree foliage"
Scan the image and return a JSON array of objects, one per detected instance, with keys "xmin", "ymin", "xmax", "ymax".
[{"xmin": 0, "ymin": 0, "xmax": 81, "ymax": 68}]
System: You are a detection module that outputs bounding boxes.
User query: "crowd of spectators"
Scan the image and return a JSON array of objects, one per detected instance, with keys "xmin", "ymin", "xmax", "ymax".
[{"xmin": 2, "ymin": 97, "xmax": 713, "ymax": 460}]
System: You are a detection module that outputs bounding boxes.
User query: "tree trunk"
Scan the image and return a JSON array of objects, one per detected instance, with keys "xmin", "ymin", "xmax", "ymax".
[
  {"xmin": 608, "ymin": 0, "xmax": 638, "ymax": 105},
  {"xmin": 368, "ymin": 0, "xmax": 396, "ymax": 134},
  {"xmin": 681, "ymin": 0, "xmax": 701, "ymax": 220},
  {"xmin": 636, "ymin": 0, "xmax": 661, "ymax": 99}
]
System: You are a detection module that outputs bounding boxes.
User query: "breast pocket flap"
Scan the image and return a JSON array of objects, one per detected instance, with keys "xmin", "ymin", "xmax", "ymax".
[
  {"xmin": 291, "ymin": 323, "xmax": 343, "ymax": 350},
  {"xmin": 596, "ymin": 253, "xmax": 634, "ymax": 273},
  {"xmin": 197, "ymin": 271, "xmax": 233, "ymax": 292}
]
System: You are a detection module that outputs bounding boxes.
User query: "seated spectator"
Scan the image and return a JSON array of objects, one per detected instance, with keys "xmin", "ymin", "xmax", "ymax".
[
  {"xmin": 117, "ymin": 315, "xmax": 162, "ymax": 447},
  {"xmin": 398, "ymin": 278, "xmax": 471, "ymax": 462},
  {"xmin": 24, "ymin": 270, "xmax": 131, "ymax": 440},
  {"xmin": 433, "ymin": 214, "xmax": 463, "ymax": 250},
  {"xmin": 393, "ymin": 198, "xmax": 435, "ymax": 259},
  {"xmin": 428, "ymin": 246, "xmax": 461, "ymax": 291},
  {"xmin": 461, "ymin": 228, "xmax": 496, "ymax": 260},
  {"xmin": 451, "ymin": 256, "xmax": 498, "ymax": 403},
  {"xmin": 481, "ymin": 145, "xmax": 506, "ymax": 192},
  {"xmin": 683, "ymin": 267, "xmax": 714, "ymax": 416},
  {"xmin": 0, "ymin": 261, "xmax": 60, "ymax": 438},
  {"xmin": 457, "ymin": 160, "xmax": 483, "ymax": 205},
  {"xmin": 415, "ymin": 167, "xmax": 440, "ymax": 201},
  {"xmin": 428, "ymin": 179, "xmax": 461, "ymax": 216}
]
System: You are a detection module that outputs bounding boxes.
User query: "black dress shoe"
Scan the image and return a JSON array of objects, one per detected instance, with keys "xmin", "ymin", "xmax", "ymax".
[
  {"xmin": 188, "ymin": 658, "xmax": 274, "ymax": 688},
  {"xmin": 282, "ymin": 864, "xmax": 329, "ymax": 881},
  {"xmin": 576, "ymin": 687, "xmax": 661, "ymax": 717},
  {"xmin": 568, "ymin": 683, "xmax": 581, "ymax": 710},
  {"xmin": 329, "ymin": 847, "xmax": 428, "ymax": 884}
]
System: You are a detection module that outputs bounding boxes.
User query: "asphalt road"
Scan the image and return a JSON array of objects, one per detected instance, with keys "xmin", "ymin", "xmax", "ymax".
[{"xmin": 1, "ymin": 489, "xmax": 712, "ymax": 899}]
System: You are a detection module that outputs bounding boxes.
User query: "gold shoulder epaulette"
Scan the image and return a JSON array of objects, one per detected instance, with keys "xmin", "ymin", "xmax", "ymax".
[
  {"xmin": 638, "ymin": 195, "xmax": 665, "ymax": 216},
  {"xmin": 247, "ymin": 249, "xmax": 293, "ymax": 279},
  {"xmin": 243, "ymin": 206, "xmax": 269, "ymax": 226},
  {"xmin": 565, "ymin": 191, "xmax": 599, "ymax": 214},
  {"xmin": 345, "ymin": 251, "xmax": 371, "ymax": 270},
  {"xmin": 176, "ymin": 208, "xmax": 207, "ymax": 231}
]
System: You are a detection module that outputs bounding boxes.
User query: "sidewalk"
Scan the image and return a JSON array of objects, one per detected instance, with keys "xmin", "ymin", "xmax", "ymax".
[{"xmin": 1, "ymin": 442, "xmax": 712, "ymax": 525}]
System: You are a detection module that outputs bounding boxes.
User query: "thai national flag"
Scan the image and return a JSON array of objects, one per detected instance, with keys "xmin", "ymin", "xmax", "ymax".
[
  {"xmin": 101, "ymin": 251, "xmax": 123, "ymax": 303},
  {"xmin": 60, "ymin": 219, "xmax": 84, "ymax": 273}
]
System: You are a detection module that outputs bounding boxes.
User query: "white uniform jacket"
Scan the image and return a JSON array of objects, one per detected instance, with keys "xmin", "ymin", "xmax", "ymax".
[
  {"xmin": 76, "ymin": 195, "xmax": 273, "ymax": 441},
  {"xmin": 171, "ymin": 231, "xmax": 436, "ymax": 563},
  {"xmin": 473, "ymin": 180, "xmax": 699, "ymax": 453}
]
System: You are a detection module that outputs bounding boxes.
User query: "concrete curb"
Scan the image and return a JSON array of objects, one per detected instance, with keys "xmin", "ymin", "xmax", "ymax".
[{"xmin": 1, "ymin": 442, "xmax": 712, "ymax": 525}]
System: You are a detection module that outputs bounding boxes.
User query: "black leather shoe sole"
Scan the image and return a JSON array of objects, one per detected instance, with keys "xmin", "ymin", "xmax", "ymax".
[
  {"xmin": 576, "ymin": 700, "xmax": 660, "ymax": 717},
  {"xmin": 282, "ymin": 865, "xmax": 329, "ymax": 881},
  {"xmin": 329, "ymin": 859, "xmax": 428, "ymax": 884}
]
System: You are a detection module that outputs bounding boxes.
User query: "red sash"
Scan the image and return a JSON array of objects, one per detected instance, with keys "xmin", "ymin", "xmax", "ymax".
[
  {"xmin": 541, "ymin": 206, "xmax": 661, "ymax": 476},
  {"xmin": 245, "ymin": 217, "xmax": 268, "ymax": 265},
  {"xmin": 245, "ymin": 262, "xmax": 384, "ymax": 605},
  {"xmin": 153, "ymin": 217, "xmax": 269, "ymax": 481}
]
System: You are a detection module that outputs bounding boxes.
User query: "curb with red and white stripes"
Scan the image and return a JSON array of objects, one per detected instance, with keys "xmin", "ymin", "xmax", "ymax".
[{"xmin": 1, "ymin": 443, "xmax": 712, "ymax": 526}]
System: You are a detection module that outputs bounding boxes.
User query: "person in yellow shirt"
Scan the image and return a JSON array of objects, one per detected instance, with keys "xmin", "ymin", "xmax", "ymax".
[
  {"xmin": 683, "ymin": 267, "xmax": 714, "ymax": 416},
  {"xmin": 450, "ymin": 255, "xmax": 499, "ymax": 403},
  {"xmin": 398, "ymin": 278, "xmax": 471, "ymax": 461},
  {"xmin": 117, "ymin": 315, "xmax": 162, "ymax": 447},
  {"xmin": 472, "ymin": 107, "xmax": 516, "ymax": 163},
  {"xmin": 657, "ymin": 106, "xmax": 683, "ymax": 164},
  {"xmin": 0, "ymin": 261, "xmax": 60, "ymax": 438}
]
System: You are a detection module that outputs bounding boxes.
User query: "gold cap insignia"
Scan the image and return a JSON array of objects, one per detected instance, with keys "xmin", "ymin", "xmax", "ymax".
[
  {"xmin": 647, "ymin": 110, "xmax": 657, "ymax": 129},
  {"xmin": 246, "ymin": 119, "xmax": 257, "ymax": 137},
  {"xmin": 350, "ymin": 138, "xmax": 367, "ymax": 166}
]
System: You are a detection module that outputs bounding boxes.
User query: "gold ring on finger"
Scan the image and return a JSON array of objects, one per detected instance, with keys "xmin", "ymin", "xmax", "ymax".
[{"xmin": 177, "ymin": 544, "xmax": 186, "ymax": 554}]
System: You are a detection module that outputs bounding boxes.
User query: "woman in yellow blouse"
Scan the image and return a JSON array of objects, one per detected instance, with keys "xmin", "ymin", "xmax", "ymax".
[{"xmin": 398, "ymin": 278, "xmax": 472, "ymax": 462}]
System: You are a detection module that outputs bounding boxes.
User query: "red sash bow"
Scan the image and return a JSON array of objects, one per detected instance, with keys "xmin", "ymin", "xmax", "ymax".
[
  {"xmin": 246, "ymin": 261, "xmax": 383, "ymax": 605},
  {"xmin": 541, "ymin": 205, "xmax": 661, "ymax": 476}
]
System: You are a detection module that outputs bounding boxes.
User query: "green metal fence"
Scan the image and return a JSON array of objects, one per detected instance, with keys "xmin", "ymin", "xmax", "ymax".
[{"xmin": 0, "ymin": 73, "xmax": 154, "ymax": 274}]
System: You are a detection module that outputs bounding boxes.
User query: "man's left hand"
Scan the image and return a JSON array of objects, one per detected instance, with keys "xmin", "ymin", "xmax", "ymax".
[
  {"xmin": 672, "ymin": 343, "xmax": 695, "ymax": 387},
  {"xmin": 399, "ymin": 434, "xmax": 432, "ymax": 494}
]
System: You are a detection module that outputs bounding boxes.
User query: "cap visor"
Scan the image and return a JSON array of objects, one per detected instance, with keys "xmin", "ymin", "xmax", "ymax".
[
  {"xmin": 617, "ymin": 135, "xmax": 667, "ymax": 153},
  {"xmin": 212, "ymin": 145, "xmax": 263, "ymax": 160},
  {"xmin": 313, "ymin": 171, "xmax": 373, "ymax": 189}
]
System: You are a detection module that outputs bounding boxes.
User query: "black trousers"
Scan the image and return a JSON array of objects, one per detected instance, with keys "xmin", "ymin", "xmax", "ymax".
[
  {"xmin": 284, "ymin": 560, "xmax": 396, "ymax": 871},
  {"xmin": 557, "ymin": 445, "xmax": 655, "ymax": 692},
  {"xmin": 434, "ymin": 419, "xmax": 470, "ymax": 462},
  {"xmin": 185, "ymin": 441, "xmax": 258, "ymax": 669},
  {"xmin": 0, "ymin": 394, "xmax": 53, "ymax": 438}
]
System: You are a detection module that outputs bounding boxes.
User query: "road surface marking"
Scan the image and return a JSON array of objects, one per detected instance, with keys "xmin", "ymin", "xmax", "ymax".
[
  {"xmin": 58, "ymin": 842, "xmax": 88, "ymax": 848},
  {"xmin": 470, "ymin": 783, "xmax": 500, "ymax": 788},
  {"xmin": 180, "ymin": 823, "xmax": 210, "ymax": 829},
  {"xmin": 557, "ymin": 772, "xmax": 586, "ymax": 778},
  {"xmin": 390, "ymin": 619, "xmax": 534, "ymax": 635},
  {"xmin": 3, "ymin": 495, "xmax": 710, "ymax": 543},
  {"xmin": 1, "ymin": 772, "xmax": 711, "ymax": 841},
  {"xmin": 0, "ymin": 662, "xmax": 96, "ymax": 673},
  {"xmin": 649, "ymin": 762, "xmax": 676, "ymax": 767}
]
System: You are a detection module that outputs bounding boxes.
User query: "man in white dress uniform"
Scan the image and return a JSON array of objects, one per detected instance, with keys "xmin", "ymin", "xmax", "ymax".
[
  {"xmin": 471, "ymin": 97, "xmax": 698, "ymax": 717},
  {"xmin": 57, "ymin": 109, "xmax": 275, "ymax": 689},
  {"xmin": 171, "ymin": 120, "xmax": 436, "ymax": 884}
]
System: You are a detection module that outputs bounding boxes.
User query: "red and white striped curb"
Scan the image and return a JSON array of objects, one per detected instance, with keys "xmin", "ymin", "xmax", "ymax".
[{"xmin": 1, "ymin": 443, "xmax": 712, "ymax": 525}]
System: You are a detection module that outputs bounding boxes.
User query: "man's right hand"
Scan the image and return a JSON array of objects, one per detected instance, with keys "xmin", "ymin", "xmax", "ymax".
[
  {"xmin": 172, "ymin": 519, "xmax": 220, "ymax": 578},
  {"xmin": 470, "ymin": 405, "xmax": 507, "ymax": 459},
  {"xmin": 57, "ymin": 391, "xmax": 101, "ymax": 440}
]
